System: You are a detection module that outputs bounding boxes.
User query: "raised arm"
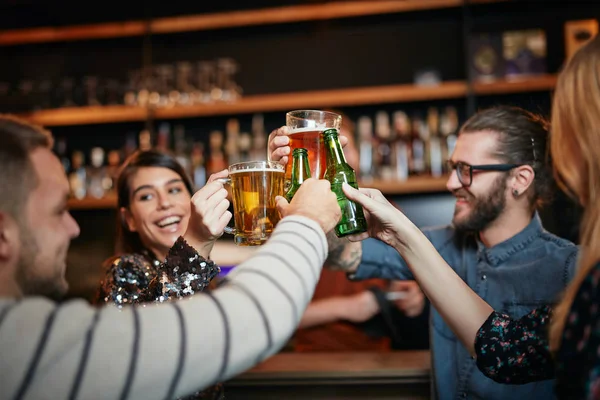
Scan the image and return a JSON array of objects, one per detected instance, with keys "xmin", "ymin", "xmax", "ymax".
[
  {"xmin": 342, "ymin": 183, "xmax": 493, "ymax": 355},
  {"xmin": 0, "ymin": 178, "xmax": 341, "ymax": 400}
]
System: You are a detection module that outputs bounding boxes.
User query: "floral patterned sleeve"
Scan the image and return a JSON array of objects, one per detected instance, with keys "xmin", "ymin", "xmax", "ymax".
[
  {"xmin": 555, "ymin": 261, "xmax": 600, "ymax": 400},
  {"xmin": 475, "ymin": 306, "xmax": 555, "ymax": 384}
]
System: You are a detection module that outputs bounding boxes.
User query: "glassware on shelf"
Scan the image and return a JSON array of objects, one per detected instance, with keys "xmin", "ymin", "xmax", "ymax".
[
  {"xmin": 196, "ymin": 60, "xmax": 216, "ymax": 103},
  {"xmin": 58, "ymin": 78, "xmax": 77, "ymax": 108},
  {"xmin": 36, "ymin": 80, "xmax": 53, "ymax": 110},
  {"xmin": 174, "ymin": 62, "xmax": 195, "ymax": 106},
  {"xmin": 104, "ymin": 78, "xmax": 121, "ymax": 105},
  {"xmin": 215, "ymin": 58, "xmax": 242, "ymax": 102},
  {"xmin": 124, "ymin": 69, "xmax": 141, "ymax": 106},
  {"xmin": 83, "ymin": 76, "xmax": 101, "ymax": 106}
]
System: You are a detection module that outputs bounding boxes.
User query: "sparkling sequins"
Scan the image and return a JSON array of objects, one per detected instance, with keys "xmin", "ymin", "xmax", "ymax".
[{"xmin": 152, "ymin": 237, "xmax": 221, "ymax": 303}]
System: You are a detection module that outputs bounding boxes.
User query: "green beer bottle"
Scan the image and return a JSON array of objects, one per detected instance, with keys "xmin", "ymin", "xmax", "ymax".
[
  {"xmin": 322, "ymin": 128, "xmax": 368, "ymax": 237},
  {"xmin": 285, "ymin": 148, "xmax": 312, "ymax": 202}
]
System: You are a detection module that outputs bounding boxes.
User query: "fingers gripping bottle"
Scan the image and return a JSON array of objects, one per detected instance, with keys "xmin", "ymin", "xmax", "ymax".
[
  {"xmin": 322, "ymin": 128, "xmax": 368, "ymax": 237},
  {"xmin": 285, "ymin": 147, "xmax": 312, "ymax": 202}
]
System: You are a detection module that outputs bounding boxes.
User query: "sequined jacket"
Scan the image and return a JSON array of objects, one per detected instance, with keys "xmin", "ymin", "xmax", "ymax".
[{"xmin": 96, "ymin": 238, "xmax": 224, "ymax": 399}]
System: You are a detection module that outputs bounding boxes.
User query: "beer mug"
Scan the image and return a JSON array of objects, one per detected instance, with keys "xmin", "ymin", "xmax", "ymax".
[
  {"xmin": 285, "ymin": 110, "xmax": 342, "ymax": 183},
  {"xmin": 219, "ymin": 161, "xmax": 285, "ymax": 246}
]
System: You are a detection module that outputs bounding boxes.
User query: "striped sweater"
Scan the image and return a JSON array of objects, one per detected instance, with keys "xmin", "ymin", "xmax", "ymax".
[{"xmin": 0, "ymin": 216, "xmax": 326, "ymax": 400}]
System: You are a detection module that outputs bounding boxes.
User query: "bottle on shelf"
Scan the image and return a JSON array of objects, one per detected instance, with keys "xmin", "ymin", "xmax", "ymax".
[
  {"xmin": 69, "ymin": 150, "xmax": 87, "ymax": 199},
  {"xmin": 106, "ymin": 150, "xmax": 121, "ymax": 194},
  {"xmin": 357, "ymin": 116, "xmax": 374, "ymax": 182},
  {"xmin": 173, "ymin": 124, "xmax": 192, "ymax": 176},
  {"xmin": 139, "ymin": 129, "xmax": 152, "ymax": 151},
  {"xmin": 87, "ymin": 147, "xmax": 108, "ymax": 199},
  {"xmin": 156, "ymin": 122, "xmax": 171, "ymax": 153},
  {"xmin": 251, "ymin": 113, "xmax": 267, "ymax": 161},
  {"xmin": 427, "ymin": 107, "xmax": 444, "ymax": 178},
  {"xmin": 410, "ymin": 114, "xmax": 426, "ymax": 176},
  {"xmin": 323, "ymin": 128, "xmax": 368, "ymax": 238},
  {"xmin": 392, "ymin": 111, "xmax": 411, "ymax": 181},
  {"xmin": 225, "ymin": 118, "xmax": 240, "ymax": 164},
  {"xmin": 374, "ymin": 111, "xmax": 395, "ymax": 181},
  {"xmin": 206, "ymin": 130, "xmax": 228, "ymax": 176},
  {"xmin": 191, "ymin": 141, "xmax": 207, "ymax": 190},
  {"xmin": 54, "ymin": 136, "xmax": 71, "ymax": 174},
  {"xmin": 440, "ymin": 106, "xmax": 459, "ymax": 172},
  {"xmin": 285, "ymin": 148, "xmax": 311, "ymax": 202}
]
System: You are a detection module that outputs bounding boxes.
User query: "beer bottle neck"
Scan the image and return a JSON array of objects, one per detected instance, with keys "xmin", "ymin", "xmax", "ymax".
[
  {"xmin": 324, "ymin": 132, "xmax": 348, "ymax": 167},
  {"xmin": 291, "ymin": 152, "xmax": 311, "ymax": 184}
]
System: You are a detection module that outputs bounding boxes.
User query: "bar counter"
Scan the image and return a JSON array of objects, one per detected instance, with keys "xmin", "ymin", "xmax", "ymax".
[{"xmin": 225, "ymin": 350, "xmax": 431, "ymax": 399}]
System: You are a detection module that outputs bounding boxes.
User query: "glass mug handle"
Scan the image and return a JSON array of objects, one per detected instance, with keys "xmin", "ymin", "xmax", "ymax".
[{"xmin": 216, "ymin": 177, "xmax": 235, "ymax": 235}]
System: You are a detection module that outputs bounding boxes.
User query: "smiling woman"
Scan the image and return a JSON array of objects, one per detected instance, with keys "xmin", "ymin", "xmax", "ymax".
[{"xmin": 94, "ymin": 149, "xmax": 230, "ymax": 400}]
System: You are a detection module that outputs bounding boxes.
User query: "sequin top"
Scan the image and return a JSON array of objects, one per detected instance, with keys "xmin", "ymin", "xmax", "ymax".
[
  {"xmin": 98, "ymin": 237, "xmax": 220, "ymax": 307},
  {"xmin": 97, "ymin": 237, "xmax": 223, "ymax": 399},
  {"xmin": 475, "ymin": 261, "xmax": 600, "ymax": 400}
]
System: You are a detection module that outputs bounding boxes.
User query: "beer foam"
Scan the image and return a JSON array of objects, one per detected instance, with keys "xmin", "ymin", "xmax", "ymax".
[
  {"xmin": 288, "ymin": 126, "xmax": 336, "ymax": 134},
  {"xmin": 230, "ymin": 168, "xmax": 284, "ymax": 174}
]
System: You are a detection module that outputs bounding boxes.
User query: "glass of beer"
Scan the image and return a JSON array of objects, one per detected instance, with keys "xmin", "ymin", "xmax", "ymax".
[
  {"xmin": 285, "ymin": 110, "xmax": 342, "ymax": 182},
  {"xmin": 219, "ymin": 161, "xmax": 285, "ymax": 246}
]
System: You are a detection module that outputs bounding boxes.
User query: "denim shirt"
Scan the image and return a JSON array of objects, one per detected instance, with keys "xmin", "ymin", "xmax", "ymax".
[{"xmin": 352, "ymin": 214, "xmax": 578, "ymax": 400}]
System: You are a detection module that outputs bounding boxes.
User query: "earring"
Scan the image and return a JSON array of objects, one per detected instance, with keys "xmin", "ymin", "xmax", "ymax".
[{"xmin": 512, "ymin": 189, "xmax": 519, "ymax": 197}]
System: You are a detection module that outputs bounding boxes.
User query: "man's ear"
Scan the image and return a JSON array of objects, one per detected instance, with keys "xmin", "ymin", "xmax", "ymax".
[
  {"xmin": 511, "ymin": 164, "xmax": 535, "ymax": 195},
  {"xmin": 0, "ymin": 212, "xmax": 19, "ymax": 262},
  {"xmin": 121, "ymin": 207, "xmax": 137, "ymax": 232}
]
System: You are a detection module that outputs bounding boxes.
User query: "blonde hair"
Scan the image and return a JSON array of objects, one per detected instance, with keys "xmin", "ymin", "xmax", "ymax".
[{"xmin": 549, "ymin": 35, "xmax": 600, "ymax": 351}]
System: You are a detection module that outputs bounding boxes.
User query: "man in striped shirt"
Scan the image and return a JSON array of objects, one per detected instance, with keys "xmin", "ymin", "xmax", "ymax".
[{"xmin": 0, "ymin": 115, "xmax": 341, "ymax": 400}]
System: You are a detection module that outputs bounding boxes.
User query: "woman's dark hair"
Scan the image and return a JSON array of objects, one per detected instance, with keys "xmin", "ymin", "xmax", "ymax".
[{"xmin": 115, "ymin": 149, "xmax": 194, "ymax": 255}]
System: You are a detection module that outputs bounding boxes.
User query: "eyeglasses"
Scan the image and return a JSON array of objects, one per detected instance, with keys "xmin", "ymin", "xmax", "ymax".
[{"xmin": 446, "ymin": 160, "xmax": 523, "ymax": 187}]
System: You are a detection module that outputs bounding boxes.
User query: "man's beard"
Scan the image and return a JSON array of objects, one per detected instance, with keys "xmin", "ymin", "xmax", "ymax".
[
  {"xmin": 16, "ymin": 224, "xmax": 66, "ymax": 301},
  {"xmin": 453, "ymin": 174, "xmax": 507, "ymax": 233}
]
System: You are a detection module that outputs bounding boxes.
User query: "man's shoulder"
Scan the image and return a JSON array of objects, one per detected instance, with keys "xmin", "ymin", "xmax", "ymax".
[
  {"xmin": 536, "ymin": 229, "xmax": 579, "ymax": 258},
  {"xmin": 421, "ymin": 224, "xmax": 462, "ymax": 246}
]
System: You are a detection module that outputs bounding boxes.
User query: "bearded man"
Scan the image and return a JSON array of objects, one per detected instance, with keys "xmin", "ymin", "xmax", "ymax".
[{"xmin": 270, "ymin": 105, "xmax": 578, "ymax": 400}]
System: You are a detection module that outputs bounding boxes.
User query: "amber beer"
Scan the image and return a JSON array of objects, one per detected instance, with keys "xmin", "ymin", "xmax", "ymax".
[
  {"xmin": 287, "ymin": 127, "xmax": 327, "ymax": 180},
  {"xmin": 285, "ymin": 110, "xmax": 342, "ymax": 181},
  {"xmin": 227, "ymin": 161, "xmax": 285, "ymax": 246}
]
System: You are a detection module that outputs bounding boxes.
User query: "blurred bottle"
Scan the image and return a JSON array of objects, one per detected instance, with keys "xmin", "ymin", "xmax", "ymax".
[
  {"xmin": 87, "ymin": 147, "xmax": 107, "ymax": 199},
  {"xmin": 392, "ymin": 111, "xmax": 411, "ymax": 181},
  {"xmin": 357, "ymin": 116, "xmax": 374, "ymax": 182},
  {"xmin": 191, "ymin": 142, "xmax": 207, "ymax": 190},
  {"xmin": 69, "ymin": 150, "xmax": 87, "ymax": 199},
  {"xmin": 427, "ymin": 107, "xmax": 443, "ymax": 178},
  {"xmin": 173, "ymin": 124, "xmax": 192, "ymax": 176},
  {"xmin": 207, "ymin": 130, "xmax": 228, "ymax": 176},
  {"xmin": 251, "ymin": 113, "xmax": 267, "ymax": 160},
  {"xmin": 374, "ymin": 111, "xmax": 395, "ymax": 180}
]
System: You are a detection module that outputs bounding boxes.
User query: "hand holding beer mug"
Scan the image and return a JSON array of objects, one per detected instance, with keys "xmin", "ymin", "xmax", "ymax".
[
  {"xmin": 272, "ymin": 110, "xmax": 342, "ymax": 184},
  {"xmin": 218, "ymin": 161, "xmax": 285, "ymax": 246}
]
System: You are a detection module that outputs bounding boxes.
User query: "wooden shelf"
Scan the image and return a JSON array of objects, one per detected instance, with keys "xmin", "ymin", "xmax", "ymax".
[
  {"xmin": 18, "ymin": 105, "xmax": 148, "ymax": 127},
  {"xmin": 19, "ymin": 81, "xmax": 468, "ymax": 127},
  {"xmin": 0, "ymin": 1, "xmax": 478, "ymax": 46},
  {"xmin": 68, "ymin": 195, "xmax": 117, "ymax": 210},
  {"xmin": 66, "ymin": 176, "xmax": 449, "ymax": 210},
  {"xmin": 472, "ymin": 74, "xmax": 558, "ymax": 95},
  {"xmin": 362, "ymin": 176, "xmax": 449, "ymax": 195}
]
